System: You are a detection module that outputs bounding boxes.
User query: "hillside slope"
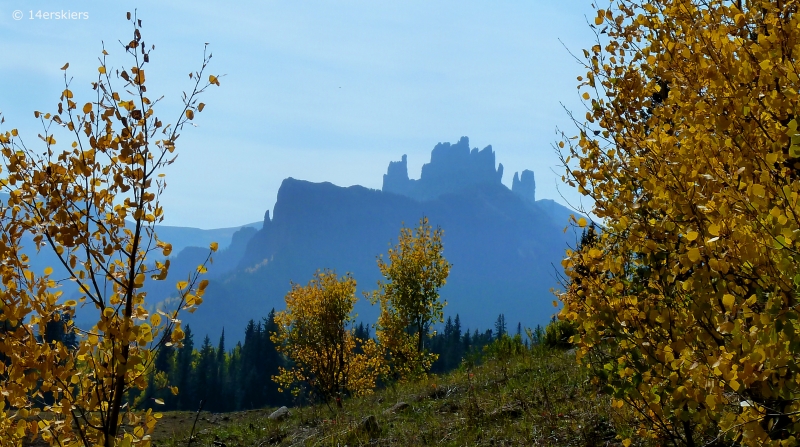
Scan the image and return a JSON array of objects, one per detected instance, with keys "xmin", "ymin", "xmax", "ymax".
[{"xmin": 150, "ymin": 347, "xmax": 642, "ymax": 447}]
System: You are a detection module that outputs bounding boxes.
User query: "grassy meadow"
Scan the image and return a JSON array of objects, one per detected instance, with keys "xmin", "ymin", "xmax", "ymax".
[{"xmin": 148, "ymin": 344, "xmax": 648, "ymax": 447}]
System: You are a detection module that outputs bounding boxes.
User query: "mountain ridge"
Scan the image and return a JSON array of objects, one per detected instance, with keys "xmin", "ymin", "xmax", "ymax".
[{"xmin": 173, "ymin": 164, "xmax": 576, "ymax": 343}]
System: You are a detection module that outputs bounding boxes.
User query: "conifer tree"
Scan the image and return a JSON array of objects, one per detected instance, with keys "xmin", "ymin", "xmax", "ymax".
[
  {"xmin": 174, "ymin": 325, "xmax": 196, "ymax": 410},
  {"xmin": 212, "ymin": 329, "xmax": 226, "ymax": 411},
  {"xmin": 195, "ymin": 336, "xmax": 214, "ymax": 406},
  {"xmin": 494, "ymin": 314, "xmax": 507, "ymax": 339}
]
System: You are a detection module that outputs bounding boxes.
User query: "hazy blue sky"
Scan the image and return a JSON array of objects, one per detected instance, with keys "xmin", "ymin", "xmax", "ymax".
[{"xmin": 1, "ymin": 1, "xmax": 597, "ymax": 229}]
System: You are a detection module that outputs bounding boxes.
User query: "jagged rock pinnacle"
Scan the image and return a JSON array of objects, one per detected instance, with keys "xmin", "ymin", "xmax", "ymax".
[
  {"xmin": 512, "ymin": 169, "xmax": 536, "ymax": 203},
  {"xmin": 382, "ymin": 137, "xmax": 505, "ymax": 201}
]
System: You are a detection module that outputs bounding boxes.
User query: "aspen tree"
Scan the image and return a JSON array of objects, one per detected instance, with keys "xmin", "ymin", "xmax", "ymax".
[
  {"xmin": 0, "ymin": 12, "xmax": 219, "ymax": 446},
  {"xmin": 561, "ymin": 1, "xmax": 800, "ymax": 444}
]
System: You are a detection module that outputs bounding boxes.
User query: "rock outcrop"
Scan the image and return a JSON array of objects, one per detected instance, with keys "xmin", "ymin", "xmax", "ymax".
[
  {"xmin": 383, "ymin": 402, "xmax": 410, "ymax": 415},
  {"xmin": 268, "ymin": 406, "xmax": 290, "ymax": 421},
  {"xmin": 512, "ymin": 169, "xmax": 536, "ymax": 203},
  {"xmin": 382, "ymin": 137, "xmax": 504, "ymax": 201},
  {"xmin": 383, "ymin": 154, "xmax": 413, "ymax": 197}
]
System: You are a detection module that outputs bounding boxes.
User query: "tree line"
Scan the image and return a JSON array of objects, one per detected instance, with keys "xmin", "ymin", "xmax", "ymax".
[{"xmin": 130, "ymin": 311, "xmax": 517, "ymax": 413}]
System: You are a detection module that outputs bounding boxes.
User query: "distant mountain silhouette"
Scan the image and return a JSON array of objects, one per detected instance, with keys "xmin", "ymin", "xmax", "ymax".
[
  {"xmin": 149, "ymin": 222, "xmax": 261, "ymax": 257},
  {"xmin": 171, "ymin": 138, "xmax": 577, "ymax": 343},
  {"xmin": 3, "ymin": 139, "xmax": 579, "ymax": 344}
]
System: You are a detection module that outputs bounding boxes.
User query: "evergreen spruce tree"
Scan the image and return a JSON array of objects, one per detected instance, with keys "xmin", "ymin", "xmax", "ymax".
[
  {"xmin": 213, "ymin": 329, "xmax": 226, "ymax": 412},
  {"xmin": 143, "ymin": 328, "xmax": 175, "ymax": 410},
  {"xmin": 239, "ymin": 319, "xmax": 260, "ymax": 409},
  {"xmin": 451, "ymin": 315, "xmax": 463, "ymax": 367},
  {"xmin": 174, "ymin": 325, "xmax": 195, "ymax": 410},
  {"xmin": 195, "ymin": 336, "xmax": 214, "ymax": 408},
  {"xmin": 261, "ymin": 309, "xmax": 286, "ymax": 406},
  {"xmin": 494, "ymin": 314, "xmax": 506, "ymax": 339},
  {"xmin": 229, "ymin": 342, "xmax": 243, "ymax": 410}
]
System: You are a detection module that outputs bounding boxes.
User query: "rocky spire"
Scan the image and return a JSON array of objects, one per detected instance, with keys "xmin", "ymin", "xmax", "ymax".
[{"xmin": 512, "ymin": 169, "xmax": 536, "ymax": 203}]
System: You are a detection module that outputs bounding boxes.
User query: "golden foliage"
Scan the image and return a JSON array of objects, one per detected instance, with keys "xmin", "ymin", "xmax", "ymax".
[
  {"xmin": 272, "ymin": 270, "xmax": 385, "ymax": 406},
  {"xmin": 560, "ymin": 1, "xmax": 800, "ymax": 445},
  {"xmin": 0, "ymin": 12, "xmax": 219, "ymax": 447},
  {"xmin": 368, "ymin": 217, "xmax": 450, "ymax": 382}
]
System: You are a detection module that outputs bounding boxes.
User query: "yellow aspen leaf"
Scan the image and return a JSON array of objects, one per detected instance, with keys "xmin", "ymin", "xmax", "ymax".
[
  {"xmin": 185, "ymin": 109, "xmax": 194, "ymax": 120},
  {"xmin": 622, "ymin": 440, "xmax": 632, "ymax": 447},
  {"xmin": 176, "ymin": 281, "xmax": 189, "ymax": 291},
  {"xmin": 708, "ymin": 223, "xmax": 720, "ymax": 236},
  {"xmin": 687, "ymin": 248, "xmax": 701, "ymax": 262},
  {"xmin": 198, "ymin": 103, "xmax": 205, "ymax": 112},
  {"xmin": 686, "ymin": 231, "xmax": 698, "ymax": 241},
  {"xmin": 752, "ymin": 184, "xmax": 765, "ymax": 197},
  {"xmin": 44, "ymin": 267, "xmax": 53, "ymax": 275},
  {"xmin": 171, "ymin": 327, "xmax": 184, "ymax": 343},
  {"xmin": 582, "ymin": 92, "xmax": 591, "ymax": 100},
  {"xmin": 595, "ymin": 15, "xmax": 604, "ymax": 25},
  {"xmin": 82, "ymin": 103, "xmax": 92, "ymax": 114},
  {"xmin": 578, "ymin": 217, "xmax": 588, "ymax": 227},
  {"xmin": 722, "ymin": 294, "xmax": 735, "ymax": 310},
  {"xmin": 98, "ymin": 66, "xmax": 106, "ymax": 74},
  {"xmin": 60, "ymin": 62, "xmax": 69, "ymax": 70},
  {"xmin": 210, "ymin": 241, "xmax": 218, "ymax": 252}
]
